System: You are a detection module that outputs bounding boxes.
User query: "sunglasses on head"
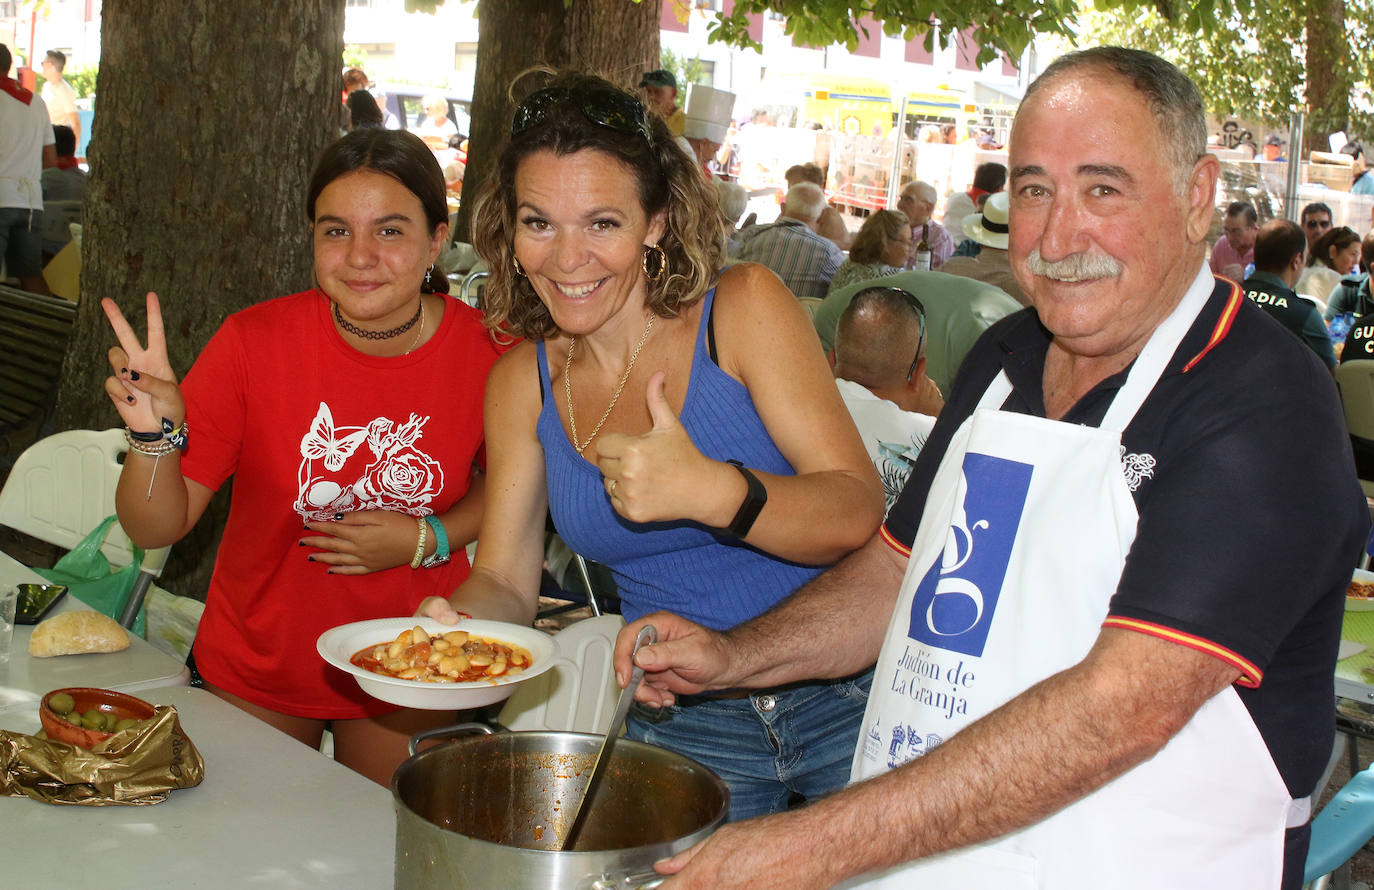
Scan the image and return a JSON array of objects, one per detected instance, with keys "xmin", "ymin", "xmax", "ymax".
[
  {"xmin": 511, "ymin": 85, "xmax": 653, "ymax": 144},
  {"xmin": 865, "ymin": 287, "xmax": 927, "ymax": 381}
]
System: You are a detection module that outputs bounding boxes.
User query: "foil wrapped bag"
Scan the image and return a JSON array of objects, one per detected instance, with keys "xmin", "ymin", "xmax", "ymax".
[{"xmin": 0, "ymin": 706, "xmax": 204, "ymax": 805}]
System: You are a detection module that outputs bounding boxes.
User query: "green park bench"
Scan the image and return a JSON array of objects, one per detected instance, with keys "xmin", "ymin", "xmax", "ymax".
[{"xmin": 0, "ymin": 285, "xmax": 77, "ymax": 435}]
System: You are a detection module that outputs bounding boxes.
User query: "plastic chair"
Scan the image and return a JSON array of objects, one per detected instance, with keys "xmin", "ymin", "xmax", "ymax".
[
  {"xmin": 0, "ymin": 428, "xmax": 171, "ymax": 629},
  {"xmin": 1335, "ymin": 360, "xmax": 1374, "ymax": 499},
  {"xmin": 1306, "ymin": 761, "xmax": 1374, "ymax": 888},
  {"xmin": 497, "ymin": 614, "xmax": 625, "ymax": 734}
]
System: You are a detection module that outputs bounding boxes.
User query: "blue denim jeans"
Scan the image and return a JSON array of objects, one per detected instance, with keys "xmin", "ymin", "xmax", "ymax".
[{"xmin": 627, "ymin": 670, "xmax": 872, "ymax": 821}]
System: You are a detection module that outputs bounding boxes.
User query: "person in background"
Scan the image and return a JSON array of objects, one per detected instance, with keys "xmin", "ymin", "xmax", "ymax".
[
  {"xmin": 1300, "ymin": 201, "xmax": 1333, "ymax": 257},
  {"xmin": 39, "ymin": 50, "xmax": 80, "ymax": 149},
  {"xmin": 340, "ymin": 66, "xmax": 370, "ymax": 132},
  {"xmin": 708, "ymin": 119, "xmax": 740, "ymax": 179},
  {"xmin": 1298, "ymin": 225, "xmax": 1361, "ymax": 305},
  {"xmin": 639, "ymin": 69, "xmax": 685, "ymax": 137},
  {"xmin": 713, "ymin": 178, "xmax": 748, "ymax": 257},
  {"xmin": 1209, "ymin": 200, "xmax": 1257, "ymax": 280},
  {"xmin": 938, "ymin": 192, "xmax": 1027, "ymax": 306},
  {"xmin": 346, "ymin": 89, "xmax": 383, "ymax": 131},
  {"xmin": 415, "ymin": 92, "xmax": 458, "ymax": 150},
  {"xmin": 827, "ymin": 210, "xmax": 908, "ymax": 294},
  {"xmin": 942, "ymin": 161, "xmax": 1007, "ymax": 235},
  {"xmin": 1327, "ymin": 231, "xmax": 1374, "ymax": 321},
  {"xmin": 896, "ymin": 181, "xmax": 954, "ymax": 269},
  {"xmin": 0, "ymin": 43, "xmax": 55, "ymax": 295},
  {"xmin": 39, "ymin": 123, "xmax": 84, "ymax": 258},
  {"xmin": 829, "ymin": 285, "xmax": 941, "ymax": 513},
  {"xmin": 370, "ymin": 88, "xmax": 400, "ymax": 130},
  {"xmin": 813, "ymin": 268, "xmax": 1021, "ymax": 397},
  {"xmin": 736, "ymin": 182, "xmax": 845, "ymax": 299},
  {"xmin": 99, "ymin": 129, "xmax": 504, "ymax": 787},
  {"xmin": 1262, "ymin": 134, "xmax": 1287, "ymax": 162},
  {"xmin": 420, "ymin": 73, "xmax": 884, "ymax": 821},
  {"xmin": 615, "ymin": 46, "xmax": 1366, "ymax": 890},
  {"xmin": 1344, "ymin": 142, "xmax": 1374, "ymax": 196},
  {"xmin": 1241, "ymin": 219, "xmax": 1335, "ymax": 369},
  {"xmin": 784, "ymin": 163, "xmax": 851, "ymax": 250}
]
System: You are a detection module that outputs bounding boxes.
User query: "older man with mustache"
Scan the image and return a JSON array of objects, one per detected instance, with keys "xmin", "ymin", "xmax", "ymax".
[{"xmin": 611, "ymin": 46, "xmax": 1367, "ymax": 890}]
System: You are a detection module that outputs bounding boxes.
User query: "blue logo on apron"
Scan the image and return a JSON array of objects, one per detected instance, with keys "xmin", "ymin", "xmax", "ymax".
[{"xmin": 906, "ymin": 452, "xmax": 1032, "ymax": 657}]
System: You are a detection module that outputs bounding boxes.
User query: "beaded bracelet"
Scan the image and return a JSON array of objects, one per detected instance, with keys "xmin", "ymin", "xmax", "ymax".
[
  {"xmin": 125, "ymin": 422, "xmax": 189, "ymax": 500},
  {"xmin": 409, "ymin": 516, "xmax": 428, "ymax": 569}
]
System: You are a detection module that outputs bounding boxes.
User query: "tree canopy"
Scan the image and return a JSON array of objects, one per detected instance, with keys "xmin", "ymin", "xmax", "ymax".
[{"xmin": 1084, "ymin": 0, "xmax": 1372, "ymax": 146}]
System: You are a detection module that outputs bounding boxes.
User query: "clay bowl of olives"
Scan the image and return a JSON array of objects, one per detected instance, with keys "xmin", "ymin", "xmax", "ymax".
[{"xmin": 40, "ymin": 687, "xmax": 156, "ymax": 748}]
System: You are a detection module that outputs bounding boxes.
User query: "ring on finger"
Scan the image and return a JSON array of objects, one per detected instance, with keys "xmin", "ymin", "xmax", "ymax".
[{"xmin": 608, "ymin": 478, "xmax": 618, "ymax": 497}]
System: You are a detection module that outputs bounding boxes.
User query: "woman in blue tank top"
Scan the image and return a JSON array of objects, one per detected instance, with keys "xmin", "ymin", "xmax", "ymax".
[{"xmin": 419, "ymin": 73, "xmax": 885, "ymax": 820}]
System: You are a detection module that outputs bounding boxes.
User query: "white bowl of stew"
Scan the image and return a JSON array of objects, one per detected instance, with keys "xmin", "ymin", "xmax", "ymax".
[{"xmin": 317, "ymin": 618, "xmax": 560, "ymax": 709}]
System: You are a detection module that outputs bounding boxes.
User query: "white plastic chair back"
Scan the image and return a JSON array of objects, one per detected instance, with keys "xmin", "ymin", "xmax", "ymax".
[
  {"xmin": 1335, "ymin": 360, "xmax": 1374, "ymax": 498},
  {"xmin": 498, "ymin": 614, "xmax": 625, "ymax": 733},
  {"xmin": 0, "ymin": 428, "xmax": 170, "ymax": 577}
]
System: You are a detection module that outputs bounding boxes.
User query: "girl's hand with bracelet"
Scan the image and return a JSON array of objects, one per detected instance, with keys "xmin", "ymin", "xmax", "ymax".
[
  {"xmin": 101, "ymin": 292, "xmax": 184, "ymax": 433},
  {"xmin": 300, "ymin": 509, "xmax": 429, "ymax": 575}
]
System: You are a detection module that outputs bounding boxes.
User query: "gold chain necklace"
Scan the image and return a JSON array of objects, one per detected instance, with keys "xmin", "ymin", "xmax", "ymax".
[
  {"xmin": 565, "ymin": 314, "xmax": 655, "ymax": 456},
  {"xmin": 404, "ymin": 300, "xmax": 426, "ymax": 354}
]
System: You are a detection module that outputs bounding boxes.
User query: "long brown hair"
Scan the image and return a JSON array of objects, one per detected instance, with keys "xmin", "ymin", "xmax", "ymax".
[{"xmin": 470, "ymin": 72, "xmax": 724, "ymax": 340}]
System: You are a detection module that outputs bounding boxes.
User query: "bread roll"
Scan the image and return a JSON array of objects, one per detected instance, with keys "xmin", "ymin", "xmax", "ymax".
[{"xmin": 28, "ymin": 610, "xmax": 131, "ymax": 657}]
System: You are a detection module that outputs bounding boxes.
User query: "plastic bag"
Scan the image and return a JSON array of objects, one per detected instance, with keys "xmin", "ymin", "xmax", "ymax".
[
  {"xmin": 0, "ymin": 706, "xmax": 204, "ymax": 805},
  {"xmin": 33, "ymin": 515, "xmax": 147, "ymax": 637}
]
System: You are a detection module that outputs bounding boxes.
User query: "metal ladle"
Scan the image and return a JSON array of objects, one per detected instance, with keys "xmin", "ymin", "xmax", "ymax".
[{"xmin": 559, "ymin": 623, "xmax": 657, "ymax": 851}]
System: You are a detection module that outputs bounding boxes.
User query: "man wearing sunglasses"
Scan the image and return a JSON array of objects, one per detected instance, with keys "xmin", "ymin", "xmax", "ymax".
[
  {"xmin": 1301, "ymin": 201, "xmax": 1333, "ymax": 256},
  {"xmin": 829, "ymin": 287, "xmax": 942, "ymax": 514}
]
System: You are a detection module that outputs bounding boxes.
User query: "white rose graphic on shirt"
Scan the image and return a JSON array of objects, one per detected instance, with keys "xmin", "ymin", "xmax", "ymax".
[{"xmin": 293, "ymin": 402, "xmax": 444, "ymax": 519}]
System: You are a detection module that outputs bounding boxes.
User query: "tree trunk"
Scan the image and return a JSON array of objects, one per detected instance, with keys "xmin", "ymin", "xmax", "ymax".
[
  {"xmin": 52, "ymin": 0, "xmax": 345, "ymax": 599},
  {"xmin": 1304, "ymin": 0, "xmax": 1349, "ymax": 150},
  {"xmin": 457, "ymin": 0, "xmax": 661, "ymax": 243}
]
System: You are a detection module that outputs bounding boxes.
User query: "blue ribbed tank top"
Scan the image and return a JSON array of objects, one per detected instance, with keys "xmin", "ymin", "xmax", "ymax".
[{"xmin": 536, "ymin": 287, "xmax": 825, "ymax": 630}]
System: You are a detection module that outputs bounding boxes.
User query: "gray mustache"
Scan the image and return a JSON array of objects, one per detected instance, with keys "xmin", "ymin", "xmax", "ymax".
[{"xmin": 1025, "ymin": 249, "xmax": 1123, "ymax": 282}]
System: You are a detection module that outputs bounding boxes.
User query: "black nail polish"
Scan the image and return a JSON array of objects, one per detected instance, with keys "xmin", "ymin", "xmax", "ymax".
[
  {"xmin": 332, "ymin": 513, "xmax": 344, "ymax": 521},
  {"xmin": 307, "ymin": 555, "xmax": 315, "ymax": 562},
  {"xmin": 130, "ymin": 371, "xmax": 140, "ymax": 381},
  {"xmin": 297, "ymin": 541, "xmax": 305, "ymax": 547},
  {"xmin": 126, "ymin": 395, "xmax": 134, "ymax": 404},
  {"xmin": 119, "ymin": 367, "xmax": 127, "ymax": 375}
]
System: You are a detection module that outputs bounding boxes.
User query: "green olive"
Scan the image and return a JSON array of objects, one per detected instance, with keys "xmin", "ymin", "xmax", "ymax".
[
  {"xmin": 81, "ymin": 709, "xmax": 103, "ymax": 726},
  {"xmin": 103, "ymin": 713, "xmax": 120, "ymax": 732},
  {"xmin": 114, "ymin": 718, "xmax": 138, "ymax": 732},
  {"xmin": 48, "ymin": 693, "xmax": 75, "ymax": 716},
  {"xmin": 81, "ymin": 715, "xmax": 103, "ymax": 730}
]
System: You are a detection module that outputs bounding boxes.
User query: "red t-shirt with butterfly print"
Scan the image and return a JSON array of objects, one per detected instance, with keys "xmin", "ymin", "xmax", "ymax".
[{"xmin": 181, "ymin": 290, "xmax": 508, "ymax": 718}]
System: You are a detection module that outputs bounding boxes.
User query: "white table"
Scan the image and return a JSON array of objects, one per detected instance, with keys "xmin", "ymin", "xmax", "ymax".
[
  {"xmin": 0, "ymin": 550, "xmax": 190, "ymax": 709},
  {"xmin": 0, "ymin": 685, "xmax": 396, "ymax": 887}
]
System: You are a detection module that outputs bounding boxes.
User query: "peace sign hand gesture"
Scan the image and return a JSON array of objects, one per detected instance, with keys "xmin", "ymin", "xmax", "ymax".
[{"xmin": 101, "ymin": 292, "xmax": 184, "ymax": 433}]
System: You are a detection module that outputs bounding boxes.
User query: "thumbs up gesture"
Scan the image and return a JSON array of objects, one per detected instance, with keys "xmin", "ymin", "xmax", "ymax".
[{"xmin": 596, "ymin": 370, "xmax": 710, "ymax": 524}]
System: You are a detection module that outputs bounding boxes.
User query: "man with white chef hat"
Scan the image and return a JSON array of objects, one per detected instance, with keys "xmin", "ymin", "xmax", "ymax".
[{"xmin": 615, "ymin": 46, "xmax": 1367, "ymax": 890}]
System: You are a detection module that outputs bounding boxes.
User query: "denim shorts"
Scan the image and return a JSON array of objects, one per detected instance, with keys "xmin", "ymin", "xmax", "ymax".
[
  {"xmin": 627, "ymin": 669, "xmax": 872, "ymax": 821},
  {"xmin": 0, "ymin": 206, "xmax": 43, "ymax": 277}
]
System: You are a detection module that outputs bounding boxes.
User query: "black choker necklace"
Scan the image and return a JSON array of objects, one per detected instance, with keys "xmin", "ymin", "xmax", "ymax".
[{"xmin": 333, "ymin": 300, "xmax": 422, "ymax": 340}]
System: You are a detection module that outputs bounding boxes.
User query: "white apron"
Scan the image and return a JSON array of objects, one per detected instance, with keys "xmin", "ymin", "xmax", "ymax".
[{"xmin": 848, "ymin": 271, "xmax": 1303, "ymax": 889}]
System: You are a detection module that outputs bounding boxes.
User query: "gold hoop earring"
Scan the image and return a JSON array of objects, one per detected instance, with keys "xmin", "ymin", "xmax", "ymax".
[
  {"xmin": 513, "ymin": 256, "xmax": 527, "ymax": 278},
  {"xmin": 642, "ymin": 244, "xmax": 667, "ymax": 283}
]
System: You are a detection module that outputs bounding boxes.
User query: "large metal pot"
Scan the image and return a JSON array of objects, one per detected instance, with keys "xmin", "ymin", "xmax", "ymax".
[{"xmin": 393, "ymin": 724, "xmax": 728, "ymax": 890}]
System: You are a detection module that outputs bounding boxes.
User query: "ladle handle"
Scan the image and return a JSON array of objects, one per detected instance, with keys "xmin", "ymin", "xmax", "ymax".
[{"xmin": 560, "ymin": 623, "xmax": 657, "ymax": 850}]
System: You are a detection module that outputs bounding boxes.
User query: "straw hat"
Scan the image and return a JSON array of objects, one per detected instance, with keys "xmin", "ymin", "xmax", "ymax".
[{"xmin": 962, "ymin": 191, "xmax": 1010, "ymax": 250}]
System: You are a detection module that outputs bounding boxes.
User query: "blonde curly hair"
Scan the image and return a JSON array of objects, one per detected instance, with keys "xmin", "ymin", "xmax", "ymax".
[{"xmin": 471, "ymin": 73, "xmax": 725, "ymax": 340}]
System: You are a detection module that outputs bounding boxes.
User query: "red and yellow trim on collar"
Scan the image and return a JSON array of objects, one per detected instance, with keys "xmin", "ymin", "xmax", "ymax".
[
  {"xmin": 880, "ymin": 525, "xmax": 912, "ymax": 558},
  {"xmin": 1180, "ymin": 278, "xmax": 1243, "ymax": 373},
  {"xmin": 1103, "ymin": 616, "xmax": 1262, "ymax": 687},
  {"xmin": 0, "ymin": 76, "xmax": 34, "ymax": 104}
]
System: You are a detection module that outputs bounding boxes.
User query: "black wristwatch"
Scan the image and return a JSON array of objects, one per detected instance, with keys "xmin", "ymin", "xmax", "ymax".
[{"xmin": 723, "ymin": 460, "xmax": 767, "ymax": 539}]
